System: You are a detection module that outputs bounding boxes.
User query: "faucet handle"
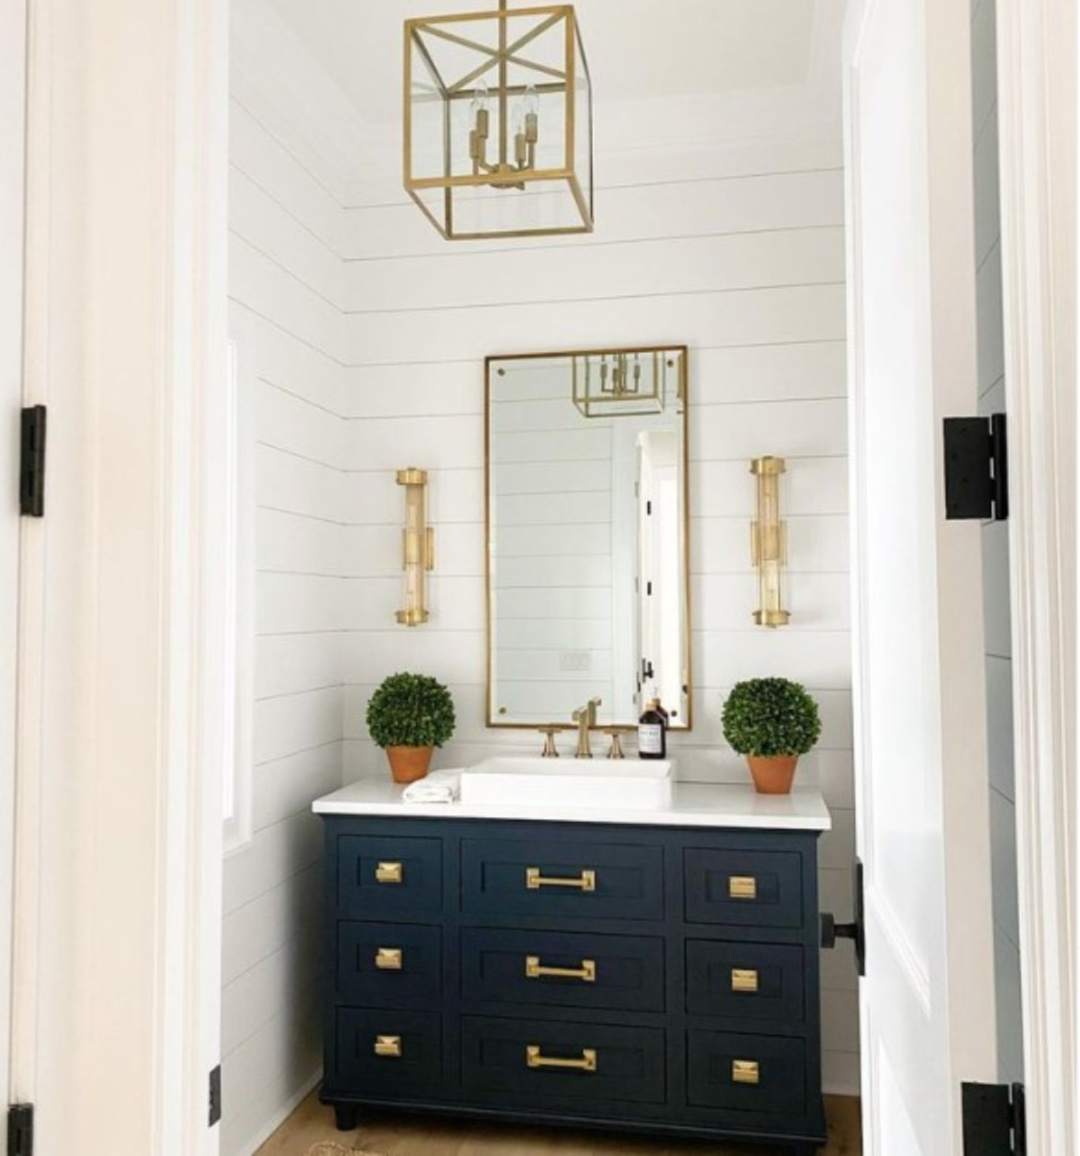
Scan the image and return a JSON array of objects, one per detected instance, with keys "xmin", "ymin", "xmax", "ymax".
[
  {"xmin": 602, "ymin": 728, "xmax": 629, "ymax": 759},
  {"xmin": 538, "ymin": 726, "xmax": 565, "ymax": 758}
]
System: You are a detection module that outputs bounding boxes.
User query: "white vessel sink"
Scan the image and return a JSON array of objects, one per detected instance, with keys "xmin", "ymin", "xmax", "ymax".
[{"xmin": 459, "ymin": 755, "xmax": 674, "ymax": 809}]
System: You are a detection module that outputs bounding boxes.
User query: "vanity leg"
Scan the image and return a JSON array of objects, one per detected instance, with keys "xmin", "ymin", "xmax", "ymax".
[{"xmin": 332, "ymin": 1103, "xmax": 359, "ymax": 1131}]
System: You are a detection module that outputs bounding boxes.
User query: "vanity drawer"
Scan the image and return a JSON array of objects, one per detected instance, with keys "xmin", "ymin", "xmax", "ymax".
[
  {"xmin": 687, "ymin": 1029, "xmax": 807, "ymax": 1117},
  {"xmin": 684, "ymin": 848, "xmax": 803, "ymax": 929},
  {"xmin": 337, "ymin": 922, "xmax": 442, "ymax": 1007},
  {"xmin": 686, "ymin": 940, "xmax": 805, "ymax": 1024},
  {"xmin": 334, "ymin": 1007, "xmax": 442, "ymax": 1096},
  {"xmin": 461, "ymin": 928, "xmax": 665, "ymax": 1013},
  {"xmin": 335, "ymin": 834, "xmax": 442, "ymax": 919},
  {"xmin": 462, "ymin": 838, "xmax": 664, "ymax": 922},
  {"xmin": 461, "ymin": 1015, "xmax": 666, "ymax": 1106}
]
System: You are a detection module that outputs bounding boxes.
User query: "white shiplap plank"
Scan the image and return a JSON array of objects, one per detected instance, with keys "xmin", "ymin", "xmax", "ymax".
[
  {"xmin": 253, "ymin": 685, "xmax": 343, "ymax": 766},
  {"xmin": 340, "ymin": 284, "xmax": 847, "ymax": 367},
  {"xmin": 343, "ymin": 228, "xmax": 845, "ymax": 314}
]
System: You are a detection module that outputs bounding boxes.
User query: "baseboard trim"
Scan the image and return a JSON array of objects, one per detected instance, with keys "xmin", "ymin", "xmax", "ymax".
[{"xmin": 234, "ymin": 1068, "xmax": 323, "ymax": 1156}]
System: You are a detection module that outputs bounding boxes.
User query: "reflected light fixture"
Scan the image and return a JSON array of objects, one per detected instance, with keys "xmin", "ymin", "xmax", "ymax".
[
  {"xmin": 572, "ymin": 351, "xmax": 672, "ymax": 419},
  {"xmin": 750, "ymin": 456, "xmax": 790, "ymax": 627},
  {"xmin": 396, "ymin": 468, "xmax": 435, "ymax": 627},
  {"xmin": 404, "ymin": 0, "xmax": 594, "ymax": 240}
]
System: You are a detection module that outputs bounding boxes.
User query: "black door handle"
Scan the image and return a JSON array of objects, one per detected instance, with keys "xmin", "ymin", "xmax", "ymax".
[{"xmin": 820, "ymin": 860, "xmax": 866, "ymax": 977}]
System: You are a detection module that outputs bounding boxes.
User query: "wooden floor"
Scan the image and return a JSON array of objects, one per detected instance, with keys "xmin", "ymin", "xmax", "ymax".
[{"xmin": 257, "ymin": 1091, "xmax": 861, "ymax": 1156}]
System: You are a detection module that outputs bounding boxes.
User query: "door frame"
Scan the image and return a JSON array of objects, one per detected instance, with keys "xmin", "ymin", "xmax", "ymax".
[
  {"xmin": 994, "ymin": 0, "xmax": 1077, "ymax": 1151},
  {"xmin": 14, "ymin": 0, "xmax": 229, "ymax": 1150},
  {"xmin": 0, "ymin": 0, "xmax": 28, "ymax": 1118}
]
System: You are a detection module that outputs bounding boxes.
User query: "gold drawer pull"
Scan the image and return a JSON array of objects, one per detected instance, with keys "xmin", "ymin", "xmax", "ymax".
[
  {"xmin": 375, "ymin": 861, "xmax": 403, "ymax": 885},
  {"xmin": 526, "ymin": 1045, "xmax": 598, "ymax": 1073},
  {"xmin": 375, "ymin": 947, "xmax": 403, "ymax": 971},
  {"xmin": 374, "ymin": 1035, "xmax": 402, "ymax": 1058},
  {"xmin": 729, "ymin": 875, "xmax": 757, "ymax": 900},
  {"xmin": 526, "ymin": 867, "xmax": 596, "ymax": 892},
  {"xmin": 732, "ymin": 1059, "xmax": 760, "ymax": 1085},
  {"xmin": 731, "ymin": 968, "xmax": 759, "ymax": 993},
  {"xmin": 525, "ymin": 955, "xmax": 597, "ymax": 983}
]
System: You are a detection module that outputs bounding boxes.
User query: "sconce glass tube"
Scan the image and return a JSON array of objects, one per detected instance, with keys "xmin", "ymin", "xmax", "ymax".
[
  {"xmin": 750, "ymin": 456, "xmax": 790, "ymax": 628},
  {"xmin": 396, "ymin": 468, "xmax": 434, "ymax": 627}
]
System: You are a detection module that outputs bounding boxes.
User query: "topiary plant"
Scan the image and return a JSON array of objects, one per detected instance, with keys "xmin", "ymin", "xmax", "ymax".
[
  {"xmin": 721, "ymin": 678, "xmax": 821, "ymax": 757},
  {"xmin": 366, "ymin": 672, "xmax": 456, "ymax": 749}
]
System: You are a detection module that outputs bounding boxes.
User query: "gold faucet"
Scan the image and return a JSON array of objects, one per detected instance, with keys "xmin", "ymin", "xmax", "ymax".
[{"xmin": 571, "ymin": 697, "xmax": 603, "ymax": 758}]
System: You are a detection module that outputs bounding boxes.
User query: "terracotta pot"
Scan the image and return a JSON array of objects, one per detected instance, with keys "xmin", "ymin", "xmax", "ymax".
[
  {"xmin": 746, "ymin": 754, "xmax": 799, "ymax": 795},
  {"xmin": 385, "ymin": 745, "xmax": 434, "ymax": 784}
]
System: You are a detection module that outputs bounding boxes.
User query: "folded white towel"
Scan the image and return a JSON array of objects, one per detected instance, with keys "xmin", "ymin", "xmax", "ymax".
[{"xmin": 402, "ymin": 769, "xmax": 461, "ymax": 804}]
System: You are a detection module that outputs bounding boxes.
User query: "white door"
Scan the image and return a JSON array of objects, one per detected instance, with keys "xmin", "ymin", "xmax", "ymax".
[
  {"xmin": 0, "ymin": 0, "xmax": 27, "ymax": 1118},
  {"xmin": 845, "ymin": 0, "xmax": 999, "ymax": 1152}
]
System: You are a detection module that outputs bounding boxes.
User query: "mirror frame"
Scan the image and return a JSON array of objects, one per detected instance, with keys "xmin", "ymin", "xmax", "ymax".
[{"xmin": 484, "ymin": 344, "xmax": 693, "ymax": 731}]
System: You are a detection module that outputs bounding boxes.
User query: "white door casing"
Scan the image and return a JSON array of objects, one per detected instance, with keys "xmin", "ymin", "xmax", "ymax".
[
  {"xmin": 0, "ymin": 0, "xmax": 27, "ymax": 1113},
  {"xmin": 845, "ymin": 0, "xmax": 998, "ymax": 1152},
  {"xmin": 994, "ymin": 0, "xmax": 1078, "ymax": 1151},
  {"xmin": 13, "ymin": 0, "xmax": 229, "ymax": 1151}
]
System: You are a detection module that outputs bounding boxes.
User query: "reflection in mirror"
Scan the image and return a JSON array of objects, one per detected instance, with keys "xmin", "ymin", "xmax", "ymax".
[{"xmin": 486, "ymin": 346, "xmax": 690, "ymax": 730}]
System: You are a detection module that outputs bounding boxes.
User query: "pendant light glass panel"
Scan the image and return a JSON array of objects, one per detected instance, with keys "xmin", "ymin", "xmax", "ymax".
[{"xmin": 405, "ymin": 5, "xmax": 593, "ymax": 240}]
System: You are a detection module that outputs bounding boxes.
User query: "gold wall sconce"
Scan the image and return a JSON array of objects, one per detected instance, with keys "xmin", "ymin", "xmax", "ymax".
[
  {"xmin": 396, "ymin": 468, "xmax": 435, "ymax": 627},
  {"xmin": 750, "ymin": 456, "xmax": 790, "ymax": 628}
]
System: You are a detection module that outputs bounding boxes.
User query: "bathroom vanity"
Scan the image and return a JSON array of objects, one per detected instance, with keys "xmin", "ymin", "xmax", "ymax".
[{"xmin": 313, "ymin": 778, "xmax": 831, "ymax": 1154}]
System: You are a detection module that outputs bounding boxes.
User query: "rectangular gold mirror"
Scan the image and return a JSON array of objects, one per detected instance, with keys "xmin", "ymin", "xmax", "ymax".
[{"xmin": 485, "ymin": 346, "xmax": 691, "ymax": 730}]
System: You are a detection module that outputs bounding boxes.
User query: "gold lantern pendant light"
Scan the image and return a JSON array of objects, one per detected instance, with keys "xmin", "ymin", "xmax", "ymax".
[{"xmin": 404, "ymin": 0, "xmax": 594, "ymax": 240}]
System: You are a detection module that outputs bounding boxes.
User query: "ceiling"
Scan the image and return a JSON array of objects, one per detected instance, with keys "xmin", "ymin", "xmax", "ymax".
[{"xmin": 261, "ymin": 0, "xmax": 842, "ymax": 124}]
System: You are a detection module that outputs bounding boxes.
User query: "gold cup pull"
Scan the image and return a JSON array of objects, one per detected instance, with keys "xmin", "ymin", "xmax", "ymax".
[
  {"xmin": 732, "ymin": 1059, "xmax": 760, "ymax": 1085},
  {"xmin": 525, "ymin": 956, "xmax": 597, "ymax": 983},
  {"xmin": 526, "ymin": 867, "xmax": 597, "ymax": 892},
  {"xmin": 375, "ymin": 861, "xmax": 403, "ymax": 885},
  {"xmin": 374, "ymin": 1035, "xmax": 402, "ymax": 1058},
  {"xmin": 376, "ymin": 947, "xmax": 403, "ymax": 971},
  {"xmin": 731, "ymin": 968, "xmax": 760, "ymax": 993},
  {"xmin": 729, "ymin": 875, "xmax": 757, "ymax": 900},
  {"xmin": 526, "ymin": 1045, "xmax": 598, "ymax": 1073}
]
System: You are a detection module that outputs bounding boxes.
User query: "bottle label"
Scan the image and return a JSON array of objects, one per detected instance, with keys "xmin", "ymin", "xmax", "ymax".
[{"xmin": 639, "ymin": 724, "xmax": 664, "ymax": 755}]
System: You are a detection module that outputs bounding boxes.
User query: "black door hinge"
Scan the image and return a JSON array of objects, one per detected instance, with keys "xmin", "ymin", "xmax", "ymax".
[
  {"xmin": 7, "ymin": 1104, "xmax": 33, "ymax": 1156},
  {"xmin": 208, "ymin": 1064, "xmax": 222, "ymax": 1127},
  {"xmin": 963, "ymin": 1082, "xmax": 1025, "ymax": 1155},
  {"xmin": 944, "ymin": 412, "xmax": 1008, "ymax": 521},
  {"xmin": 19, "ymin": 406, "xmax": 46, "ymax": 518},
  {"xmin": 821, "ymin": 859, "xmax": 866, "ymax": 977}
]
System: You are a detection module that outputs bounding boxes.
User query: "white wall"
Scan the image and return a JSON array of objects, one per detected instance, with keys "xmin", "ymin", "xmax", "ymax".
[
  {"xmin": 220, "ymin": 2, "xmax": 351, "ymax": 1149},
  {"xmin": 336, "ymin": 145, "xmax": 859, "ymax": 1093},
  {"xmin": 971, "ymin": 0, "xmax": 1024, "ymax": 1085}
]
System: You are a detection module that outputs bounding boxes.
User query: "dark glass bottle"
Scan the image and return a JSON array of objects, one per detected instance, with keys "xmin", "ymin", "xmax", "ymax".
[{"xmin": 638, "ymin": 699, "xmax": 667, "ymax": 760}]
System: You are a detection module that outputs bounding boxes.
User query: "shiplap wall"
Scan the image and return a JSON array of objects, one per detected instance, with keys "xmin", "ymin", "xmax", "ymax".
[
  {"xmin": 972, "ymin": 0, "xmax": 1024, "ymax": 1085},
  {"xmin": 336, "ymin": 149, "xmax": 860, "ymax": 1092},
  {"xmin": 221, "ymin": 3, "xmax": 351, "ymax": 1149}
]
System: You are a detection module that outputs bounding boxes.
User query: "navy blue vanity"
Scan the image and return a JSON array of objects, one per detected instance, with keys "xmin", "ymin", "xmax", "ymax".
[{"xmin": 314, "ymin": 782, "xmax": 831, "ymax": 1155}]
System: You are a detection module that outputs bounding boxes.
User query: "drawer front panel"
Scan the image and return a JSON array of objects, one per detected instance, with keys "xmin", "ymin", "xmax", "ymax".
[
  {"xmin": 335, "ymin": 1008, "xmax": 442, "ymax": 1095},
  {"xmin": 686, "ymin": 941, "xmax": 805, "ymax": 1024},
  {"xmin": 462, "ymin": 1015, "xmax": 666, "ymax": 1105},
  {"xmin": 462, "ymin": 838, "xmax": 664, "ymax": 921},
  {"xmin": 337, "ymin": 923, "xmax": 443, "ymax": 1007},
  {"xmin": 687, "ymin": 1030, "xmax": 807, "ymax": 1117},
  {"xmin": 335, "ymin": 835, "xmax": 442, "ymax": 918},
  {"xmin": 684, "ymin": 848, "xmax": 803, "ymax": 928},
  {"xmin": 461, "ymin": 928, "xmax": 665, "ymax": 1013}
]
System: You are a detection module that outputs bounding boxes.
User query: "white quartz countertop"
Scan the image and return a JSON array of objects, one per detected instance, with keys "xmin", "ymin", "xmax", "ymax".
[{"xmin": 312, "ymin": 779, "xmax": 831, "ymax": 831}]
